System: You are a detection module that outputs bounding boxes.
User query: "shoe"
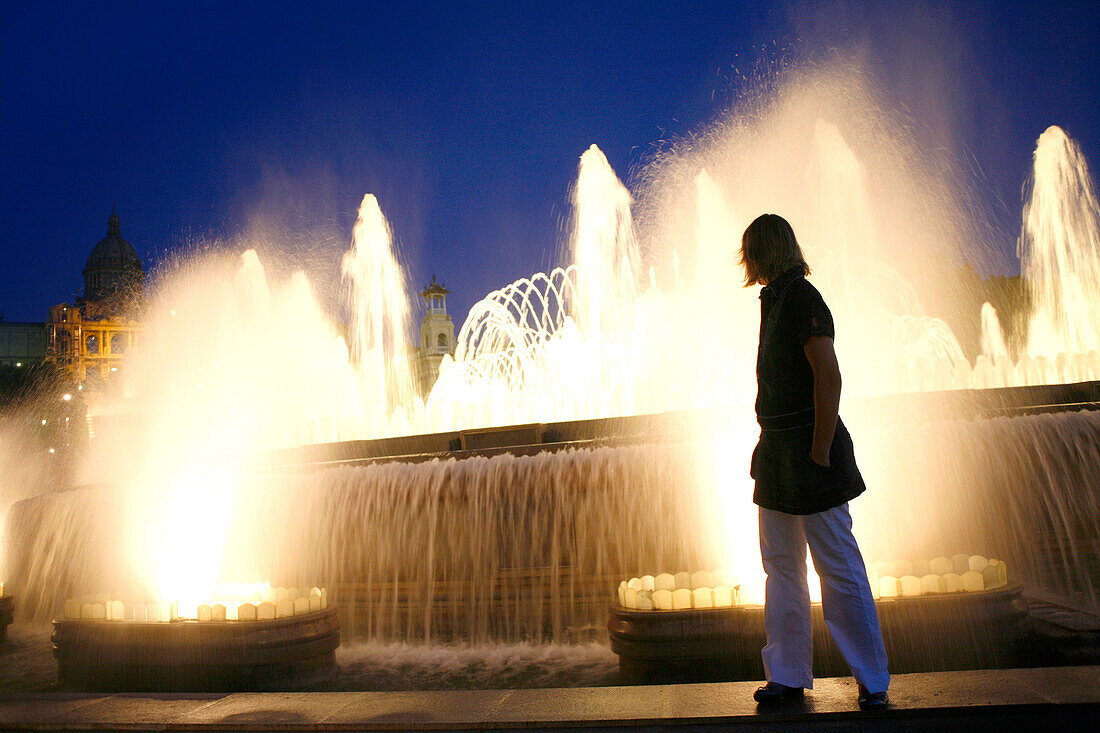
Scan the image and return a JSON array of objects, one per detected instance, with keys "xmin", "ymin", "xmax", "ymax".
[
  {"xmin": 753, "ymin": 682, "xmax": 804, "ymax": 703},
  {"xmin": 858, "ymin": 687, "xmax": 889, "ymax": 710}
]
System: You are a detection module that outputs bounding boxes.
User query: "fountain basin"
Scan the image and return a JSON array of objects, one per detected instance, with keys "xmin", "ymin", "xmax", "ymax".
[
  {"xmin": 608, "ymin": 582, "xmax": 1027, "ymax": 684},
  {"xmin": 52, "ymin": 606, "xmax": 340, "ymax": 691},
  {"xmin": 0, "ymin": 594, "xmax": 13, "ymax": 643}
]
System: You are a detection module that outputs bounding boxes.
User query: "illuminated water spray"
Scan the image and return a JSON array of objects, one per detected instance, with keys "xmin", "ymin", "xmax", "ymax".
[
  {"xmin": 106, "ymin": 195, "xmax": 415, "ymax": 611},
  {"xmin": 12, "ymin": 67, "xmax": 1100, "ymax": 633},
  {"xmin": 429, "ymin": 146, "xmax": 645, "ymax": 427},
  {"xmin": 343, "ymin": 194, "xmax": 417, "ymax": 425},
  {"xmin": 573, "ymin": 145, "xmax": 641, "ymax": 344},
  {"xmin": 1021, "ymin": 125, "xmax": 1100, "ymax": 358}
]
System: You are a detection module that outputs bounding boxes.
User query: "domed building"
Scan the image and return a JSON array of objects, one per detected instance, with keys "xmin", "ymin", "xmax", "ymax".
[
  {"xmin": 81, "ymin": 209, "xmax": 143, "ymax": 304},
  {"xmin": 47, "ymin": 211, "xmax": 145, "ymax": 386}
]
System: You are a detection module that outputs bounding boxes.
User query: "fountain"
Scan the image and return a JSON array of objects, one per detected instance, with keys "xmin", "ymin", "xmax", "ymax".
[
  {"xmin": 606, "ymin": 555, "xmax": 1027, "ymax": 684},
  {"xmin": 2, "ymin": 62, "xmax": 1099, "ymax": 689},
  {"xmin": 52, "ymin": 584, "xmax": 339, "ymax": 691}
]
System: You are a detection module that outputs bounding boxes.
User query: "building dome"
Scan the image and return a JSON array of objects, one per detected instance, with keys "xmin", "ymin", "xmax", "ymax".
[{"xmin": 82, "ymin": 210, "xmax": 143, "ymax": 301}]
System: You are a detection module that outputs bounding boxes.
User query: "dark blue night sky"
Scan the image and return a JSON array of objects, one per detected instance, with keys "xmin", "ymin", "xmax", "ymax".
[{"xmin": 1, "ymin": 1, "xmax": 1097, "ymax": 323}]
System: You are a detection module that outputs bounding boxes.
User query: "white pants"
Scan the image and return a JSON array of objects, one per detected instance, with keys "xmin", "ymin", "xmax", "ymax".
[{"xmin": 759, "ymin": 503, "xmax": 889, "ymax": 692}]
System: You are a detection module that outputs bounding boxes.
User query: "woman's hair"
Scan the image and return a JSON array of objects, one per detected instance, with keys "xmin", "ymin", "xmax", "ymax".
[{"xmin": 739, "ymin": 213, "xmax": 811, "ymax": 286}]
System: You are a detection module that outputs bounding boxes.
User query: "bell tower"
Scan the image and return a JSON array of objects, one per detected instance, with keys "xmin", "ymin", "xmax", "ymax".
[{"xmin": 416, "ymin": 275, "xmax": 455, "ymax": 397}]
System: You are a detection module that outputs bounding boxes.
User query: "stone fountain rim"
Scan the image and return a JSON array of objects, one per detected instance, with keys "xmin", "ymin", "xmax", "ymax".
[
  {"xmin": 51, "ymin": 604, "xmax": 336, "ymax": 628},
  {"xmin": 256, "ymin": 381, "xmax": 1100, "ymax": 471}
]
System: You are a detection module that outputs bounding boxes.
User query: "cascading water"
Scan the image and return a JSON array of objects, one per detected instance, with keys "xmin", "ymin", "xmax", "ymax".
[
  {"xmin": 853, "ymin": 409, "xmax": 1100, "ymax": 612},
  {"xmin": 237, "ymin": 441, "xmax": 729, "ymax": 643},
  {"xmin": 12, "ymin": 405, "xmax": 1098, "ymax": 635}
]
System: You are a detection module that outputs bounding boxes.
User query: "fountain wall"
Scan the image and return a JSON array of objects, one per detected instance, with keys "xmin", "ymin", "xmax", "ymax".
[{"xmin": 8, "ymin": 396, "xmax": 1098, "ymax": 637}]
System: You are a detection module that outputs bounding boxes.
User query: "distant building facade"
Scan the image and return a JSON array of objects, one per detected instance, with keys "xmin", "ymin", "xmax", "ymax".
[
  {"xmin": 47, "ymin": 211, "xmax": 144, "ymax": 386},
  {"xmin": 0, "ymin": 321, "xmax": 47, "ymax": 368},
  {"xmin": 29, "ymin": 210, "xmax": 459, "ymax": 398},
  {"xmin": 414, "ymin": 276, "xmax": 455, "ymax": 398}
]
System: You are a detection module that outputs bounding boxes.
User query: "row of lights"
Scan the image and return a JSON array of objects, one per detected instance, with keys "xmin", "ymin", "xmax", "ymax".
[
  {"xmin": 617, "ymin": 554, "xmax": 1009, "ymax": 611},
  {"xmin": 62, "ymin": 585, "xmax": 329, "ymax": 623},
  {"xmin": 617, "ymin": 569, "xmax": 743, "ymax": 611},
  {"xmin": 868, "ymin": 554, "xmax": 1007, "ymax": 599}
]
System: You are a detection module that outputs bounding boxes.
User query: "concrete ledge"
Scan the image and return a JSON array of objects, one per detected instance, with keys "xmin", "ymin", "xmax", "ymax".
[
  {"xmin": 256, "ymin": 380, "xmax": 1100, "ymax": 472},
  {"xmin": 1, "ymin": 665, "xmax": 1098, "ymax": 731}
]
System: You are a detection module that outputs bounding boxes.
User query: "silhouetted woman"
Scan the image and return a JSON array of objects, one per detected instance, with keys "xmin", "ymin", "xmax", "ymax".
[{"xmin": 739, "ymin": 213, "xmax": 889, "ymax": 710}]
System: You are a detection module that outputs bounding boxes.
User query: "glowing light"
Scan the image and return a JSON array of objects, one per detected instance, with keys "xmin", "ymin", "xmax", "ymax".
[
  {"xmin": 61, "ymin": 393, "xmax": 72, "ymax": 401},
  {"xmin": 61, "ymin": 585, "xmax": 327, "ymax": 622},
  {"xmin": 619, "ymin": 556, "xmax": 1005, "ymax": 610},
  {"xmin": 144, "ymin": 465, "xmax": 237, "ymax": 606}
]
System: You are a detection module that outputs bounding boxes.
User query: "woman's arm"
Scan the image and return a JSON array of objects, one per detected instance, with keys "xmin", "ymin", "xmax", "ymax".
[{"xmin": 804, "ymin": 335, "xmax": 841, "ymax": 466}]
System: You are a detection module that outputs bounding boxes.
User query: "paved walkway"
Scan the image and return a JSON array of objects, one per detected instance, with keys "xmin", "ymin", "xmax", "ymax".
[{"xmin": 1, "ymin": 665, "xmax": 1098, "ymax": 731}]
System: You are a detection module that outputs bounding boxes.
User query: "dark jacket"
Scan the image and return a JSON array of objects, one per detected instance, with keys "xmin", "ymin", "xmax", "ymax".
[{"xmin": 750, "ymin": 268, "xmax": 865, "ymax": 514}]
